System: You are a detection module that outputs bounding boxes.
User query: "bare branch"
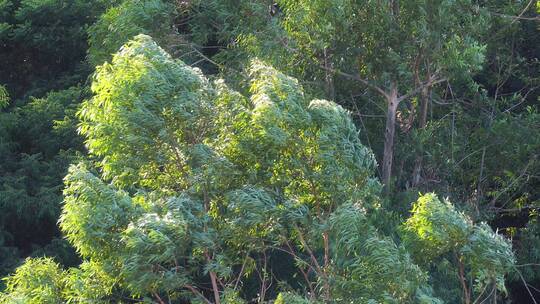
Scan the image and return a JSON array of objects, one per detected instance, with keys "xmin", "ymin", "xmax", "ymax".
[
  {"xmin": 398, "ymin": 77, "xmax": 447, "ymax": 103},
  {"xmin": 185, "ymin": 285, "xmax": 213, "ymax": 304},
  {"xmin": 320, "ymin": 65, "xmax": 389, "ymax": 98},
  {"xmin": 514, "ymin": 266, "xmax": 538, "ymax": 304}
]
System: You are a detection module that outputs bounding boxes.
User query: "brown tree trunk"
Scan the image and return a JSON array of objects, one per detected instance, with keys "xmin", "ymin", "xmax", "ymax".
[
  {"xmin": 456, "ymin": 253, "xmax": 471, "ymax": 304},
  {"xmin": 411, "ymin": 84, "xmax": 430, "ymax": 187},
  {"xmin": 323, "ymin": 48, "xmax": 335, "ymax": 99},
  {"xmin": 209, "ymin": 271, "xmax": 221, "ymax": 304},
  {"xmin": 382, "ymin": 84, "xmax": 399, "ymax": 191}
]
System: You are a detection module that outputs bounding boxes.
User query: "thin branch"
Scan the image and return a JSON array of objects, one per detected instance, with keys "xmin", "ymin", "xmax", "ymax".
[
  {"xmin": 489, "ymin": 157, "xmax": 535, "ymax": 208},
  {"xmin": 527, "ymin": 283, "xmax": 540, "ymax": 293},
  {"xmin": 397, "ymin": 77, "xmax": 447, "ymax": 103},
  {"xmin": 509, "ymin": 0, "xmax": 537, "ymax": 25},
  {"xmin": 294, "ymin": 225, "xmax": 323, "ymax": 273},
  {"xmin": 515, "ymin": 263, "xmax": 540, "ymax": 267},
  {"xmin": 477, "ymin": 284, "xmax": 496, "ymax": 304},
  {"xmin": 234, "ymin": 252, "xmax": 250, "ymax": 291},
  {"xmin": 491, "ymin": 206, "xmax": 540, "ymax": 213},
  {"xmin": 153, "ymin": 292, "xmax": 166, "ymax": 304},
  {"xmin": 190, "ymin": 45, "xmax": 222, "ymax": 68},
  {"xmin": 472, "ymin": 283, "xmax": 490, "ymax": 304},
  {"xmin": 284, "ymin": 241, "xmax": 316, "ymax": 297},
  {"xmin": 269, "ymin": 245, "xmax": 318, "ymax": 274},
  {"xmin": 491, "ymin": 12, "xmax": 540, "ymax": 21},
  {"xmin": 320, "ymin": 65, "xmax": 389, "ymax": 98},
  {"xmin": 514, "ymin": 266, "xmax": 538, "ymax": 304},
  {"xmin": 185, "ymin": 285, "xmax": 213, "ymax": 304}
]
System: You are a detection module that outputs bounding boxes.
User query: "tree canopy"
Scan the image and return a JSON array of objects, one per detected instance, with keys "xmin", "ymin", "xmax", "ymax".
[
  {"xmin": 1, "ymin": 34, "xmax": 519, "ymax": 304},
  {"xmin": 0, "ymin": 0, "xmax": 538, "ymax": 302}
]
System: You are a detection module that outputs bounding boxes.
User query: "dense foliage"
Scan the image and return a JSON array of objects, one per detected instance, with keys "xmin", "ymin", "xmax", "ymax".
[{"xmin": 0, "ymin": 0, "xmax": 538, "ymax": 303}]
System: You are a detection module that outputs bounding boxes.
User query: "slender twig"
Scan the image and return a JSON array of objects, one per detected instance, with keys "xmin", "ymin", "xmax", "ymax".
[
  {"xmin": 491, "ymin": 12, "xmax": 540, "ymax": 21},
  {"xmin": 397, "ymin": 77, "xmax": 447, "ymax": 103},
  {"xmin": 319, "ymin": 65, "xmax": 389, "ymax": 98},
  {"xmin": 185, "ymin": 285, "xmax": 213, "ymax": 304},
  {"xmin": 294, "ymin": 225, "xmax": 322, "ymax": 273},
  {"xmin": 515, "ymin": 263, "xmax": 540, "ymax": 267},
  {"xmin": 472, "ymin": 283, "xmax": 490, "ymax": 304},
  {"xmin": 153, "ymin": 292, "xmax": 166, "ymax": 304},
  {"xmin": 477, "ymin": 284, "xmax": 496, "ymax": 304},
  {"xmin": 514, "ymin": 266, "xmax": 538, "ymax": 304},
  {"xmin": 489, "ymin": 157, "xmax": 535, "ymax": 208},
  {"xmin": 234, "ymin": 252, "xmax": 250, "ymax": 290},
  {"xmin": 284, "ymin": 241, "xmax": 316, "ymax": 297}
]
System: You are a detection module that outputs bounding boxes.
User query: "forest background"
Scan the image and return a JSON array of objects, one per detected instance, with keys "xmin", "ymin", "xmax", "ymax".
[{"xmin": 0, "ymin": 0, "xmax": 539, "ymax": 303}]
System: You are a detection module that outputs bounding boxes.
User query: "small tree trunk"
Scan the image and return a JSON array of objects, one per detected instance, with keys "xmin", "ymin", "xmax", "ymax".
[
  {"xmin": 322, "ymin": 231, "xmax": 331, "ymax": 301},
  {"xmin": 323, "ymin": 48, "xmax": 335, "ymax": 100},
  {"xmin": 209, "ymin": 271, "xmax": 221, "ymax": 304},
  {"xmin": 456, "ymin": 252, "xmax": 471, "ymax": 304},
  {"xmin": 411, "ymin": 84, "xmax": 429, "ymax": 187},
  {"xmin": 382, "ymin": 84, "xmax": 399, "ymax": 191}
]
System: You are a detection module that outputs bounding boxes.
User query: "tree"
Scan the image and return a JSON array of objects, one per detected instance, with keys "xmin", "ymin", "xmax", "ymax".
[
  {"xmin": 72, "ymin": 33, "xmax": 389, "ymax": 302},
  {"xmin": 403, "ymin": 194, "xmax": 515, "ymax": 304},
  {"xmin": 87, "ymin": 0, "xmax": 174, "ymax": 67},
  {"xmin": 1, "ymin": 35, "xmax": 516, "ymax": 304},
  {"xmin": 233, "ymin": 0, "xmax": 489, "ymax": 191},
  {"xmin": 0, "ymin": 88, "xmax": 84, "ymax": 279}
]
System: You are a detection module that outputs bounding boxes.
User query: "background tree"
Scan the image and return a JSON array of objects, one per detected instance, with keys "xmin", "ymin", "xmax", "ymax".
[
  {"xmin": 0, "ymin": 88, "xmax": 84, "ymax": 280},
  {"xmin": 87, "ymin": 0, "xmax": 174, "ymax": 67},
  {"xmin": 0, "ymin": 0, "xmax": 116, "ymax": 99},
  {"xmin": 225, "ymin": 0, "xmax": 489, "ymax": 190}
]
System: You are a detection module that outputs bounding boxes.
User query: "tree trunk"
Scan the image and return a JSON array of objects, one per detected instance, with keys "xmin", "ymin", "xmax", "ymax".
[
  {"xmin": 323, "ymin": 48, "xmax": 335, "ymax": 100},
  {"xmin": 209, "ymin": 271, "xmax": 221, "ymax": 304},
  {"xmin": 411, "ymin": 84, "xmax": 430, "ymax": 187},
  {"xmin": 456, "ymin": 252, "xmax": 471, "ymax": 304},
  {"xmin": 382, "ymin": 85, "xmax": 399, "ymax": 191}
]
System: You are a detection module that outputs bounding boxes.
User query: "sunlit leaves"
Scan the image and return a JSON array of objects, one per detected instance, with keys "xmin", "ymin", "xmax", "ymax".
[
  {"xmin": 403, "ymin": 193, "xmax": 515, "ymax": 293},
  {"xmin": 329, "ymin": 203, "xmax": 430, "ymax": 303},
  {"xmin": 80, "ymin": 34, "xmax": 215, "ymax": 188},
  {"xmin": 73, "ymin": 35, "xmax": 385, "ymax": 301},
  {"xmin": 60, "ymin": 163, "xmax": 138, "ymax": 259},
  {"xmin": 87, "ymin": 0, "xmax": 173, "ymax": 67},
  {"xmin": 1, "ymin": 33, "xmax": 519, "ymax": 303},
  {"xmin": 0, "ymin": 85, "xmax": 8, "ymax": 109},
  {"xmin": 403, "ymin": 193, "xmax": 472, "ymax": 260},
  {"xmin": 0, "ymin": 258, "xmax": 65, "ymax": 304}
]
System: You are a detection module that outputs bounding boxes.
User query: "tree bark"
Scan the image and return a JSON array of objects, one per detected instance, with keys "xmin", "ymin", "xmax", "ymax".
[
  {"xmin": 209, "ymin": 271, "xmax": 221, "ymax": 304},
  {"xmin": 382, "ymin": 84, "xmax": 399, "ymax": 191},
  {"xmin": 456, "ymin": 253, "xmax": 471, "ymax": 304},
  {"xmin": 411, "ymin": 83, "xmax": 430, "ymax": 187},
  {"xmin": 323, "ymin": 48, "xmax": 335, "ymax": 100}
]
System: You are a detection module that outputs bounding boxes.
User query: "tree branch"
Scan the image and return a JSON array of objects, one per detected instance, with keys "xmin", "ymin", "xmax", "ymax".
[
  {"xmin": 320, "ymin": 65, "xmax": 389, "ymax": 98},
  {"xmin": 397, "ymin": 77, "xmax": 447, "ymax": 103},
  {"xmin": 294, "ymin": 225, "xmax": 323, "ymax": 273},
  {"xmin": 514, "ymin": 266, "xmax": 538, "ymax": 304},
  {"xmin": 185, "ymin": 285, "xmax": 213, "ymax": 304}
]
